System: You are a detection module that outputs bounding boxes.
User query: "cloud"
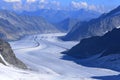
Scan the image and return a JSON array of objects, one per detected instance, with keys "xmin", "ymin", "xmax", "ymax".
[
  {"xmin": 38, "ymin": 0, "xmax": 61, "ymax": 10},
  {"xmin": 26, "ymin": 0, "xmax": 36, "ymax": 3},
  {"xmin": 49, "ymin": 1, "xmax": 60, "ymax": 9},
  {"xmin": 71, "ymin": 1, "xmax": 88, "ymax": 9},
  {"xmin": 13, "ymin": 2, "xmax": 22, "ymax": 10},
  {"xmin": 51, "ymin": 1, "xmax": 60, "ymax": 6},
  {"xmin": 8, "ymin": 0, "xmax": 61, "ymax": 11},
  {"xmin": 4, "ymin": 0, "xmax": 21, "ymax": 2},
  {"xmin": 88, "ymin": 5, "xmax": 96, "ymax": 10},
  {"xmin": 39, "ymin": 0, "xmax": 45, "ymax": 3},
  {"xmin": 71, "ymin": 1, "xmax": 104, "ymax": 13},
  {"xmin": 38, "ymin": 0, "xmax": 48, "ymax": 9},
  {"xmin": 2, "ymin": 0, "xmax": 105, "ymax": 13}
]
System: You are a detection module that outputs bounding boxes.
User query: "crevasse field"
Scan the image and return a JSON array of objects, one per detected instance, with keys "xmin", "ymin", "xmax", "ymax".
[{"xmin": 0, "ymin": 33, "xmax": 118, "ymax": 80}]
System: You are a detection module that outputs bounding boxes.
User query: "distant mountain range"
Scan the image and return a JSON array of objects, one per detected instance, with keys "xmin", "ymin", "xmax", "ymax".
[
  {"xmin": 62, "ymin": 6, "xmax": 120, "ymax": 41},
  {"xmin": 21, "ymin": 9, "xmax": 100, "ymax": 23},
  {"xmin": 65, "ymin": 28, "xmax": 120, "ymax": 58},
  {"xmin": 0, "ymin": 8, "xmax": 101, "ymax": 40},
  {"xmin": 0, "ymin": 10, "xmax": 59, "ymax": 40}
]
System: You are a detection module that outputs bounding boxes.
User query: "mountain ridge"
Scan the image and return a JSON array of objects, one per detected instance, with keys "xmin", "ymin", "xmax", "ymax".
[
  {"xmin": 62, "ymin": 5, "xmax": 120, "ymax": 41},
  {"xmin": 65, "ymin": 28, "xmax": 120, "ymax": 58},
  {"xmin": 0, "ymin": 10, "xmax": 59, "ymax": 40},
  {"xmin": 21, "ymin": 9, "xmax": 100, "ymax": 23},
  {"xmin": 0, "ymin": 39, "xmax": 27, "ymax": 69}
]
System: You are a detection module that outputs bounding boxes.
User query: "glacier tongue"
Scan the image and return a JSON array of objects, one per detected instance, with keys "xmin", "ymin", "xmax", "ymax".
[{"xmin": 6, "ymin": 33, "xmax": 119, "ymax": 80}]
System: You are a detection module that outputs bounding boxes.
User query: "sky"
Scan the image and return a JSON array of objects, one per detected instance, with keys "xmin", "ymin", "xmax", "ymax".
[{"xmin": 0, "ymin": 0, "xmax": 120, "ymax": 13}]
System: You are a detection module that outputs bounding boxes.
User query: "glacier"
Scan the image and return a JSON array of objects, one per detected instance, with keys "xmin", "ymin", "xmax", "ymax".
[{"xmin": 0, "ymin": 33, "xmax": 118, "ymax": 80}]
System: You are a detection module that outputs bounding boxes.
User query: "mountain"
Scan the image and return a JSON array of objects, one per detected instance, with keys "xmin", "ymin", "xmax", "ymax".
[
  {"xmin": 62, "ymin": 6, "xmax": 120, "ymax": 41},
  {"xmin": 0, "ymin": 39, "xmax": 27, "ymax": 69},
  {"xmin": 0, "ymin": 10, "xmax": 59, "ymax": 40},
  {"xmin": 54, "ymin": 18, "xmax": 80, "ymax": 32},
  {"xmin": 65, "ymin": 28, "xmax": 120, "ymax": 59},
  {"xmin": 21, "ymin": 9, "xmax": 100, "ymax": 23}
]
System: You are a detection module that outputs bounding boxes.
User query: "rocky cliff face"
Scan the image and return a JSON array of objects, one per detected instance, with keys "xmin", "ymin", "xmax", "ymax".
[
  {"xmin": 62, "ymin": 6, "xmax": 120, "ymax": 41},
  {"xmin": 0, "ymin": 39, "xmax": 27, "ymax": 69},
  {"xmin": 66, "ymin": 28, "xmax": 120, "ymax": 59},
  {"xmin": 0, "ymin": 10, "xmax": 59, "ymax": 40}
]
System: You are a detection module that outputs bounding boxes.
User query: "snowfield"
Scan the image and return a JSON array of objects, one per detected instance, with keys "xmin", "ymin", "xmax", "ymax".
[{"xmin": 0, "ymin": 33, "xmax": 118, "ymax": 80}]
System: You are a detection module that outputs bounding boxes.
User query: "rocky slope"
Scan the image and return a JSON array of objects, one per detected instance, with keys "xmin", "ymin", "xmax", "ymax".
[
  {"xmin": 54, "ymin": 18, "xmax": 79, "ymax": 32},
  {"xmin": 0, "ymin": 39, "xmax": 27, "ymax": 69},
  {"xmin": 65, "ymin": 28, "xmax": 120, "ymax": 59},
  {"xmin": 0, "ymin": 10, "xmax": 59, "ymax": 40},
  {"xmin": 62, "ymin": 6, "xmax": 120, "ymax": 41}
]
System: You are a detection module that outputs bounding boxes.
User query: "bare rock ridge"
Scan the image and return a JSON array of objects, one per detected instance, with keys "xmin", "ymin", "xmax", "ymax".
[
  {"xmin": 62, "ymin": 5, "xmax": 120, "ymax": 41},
  {"xmin": 0, "ymin": 39, "xmax": 27, "ymax": 69},
  {"xmin": 0, "ymin": 10, "xmax": 59, "ymax": 40},
  {"xmin": 65, "ymin": 28, "xmax": 120, "ymax": 59}
]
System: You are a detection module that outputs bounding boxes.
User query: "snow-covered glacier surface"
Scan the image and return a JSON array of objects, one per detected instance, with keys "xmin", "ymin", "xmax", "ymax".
[{"xmin": 1, "ymin": 33, "xmax": 118, "ymax": 80}]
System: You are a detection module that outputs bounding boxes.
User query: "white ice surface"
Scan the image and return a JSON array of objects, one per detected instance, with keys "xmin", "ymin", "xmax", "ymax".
[{"xmin": 0, "ymin": 33, "xmax": 118, "ymax": 80}]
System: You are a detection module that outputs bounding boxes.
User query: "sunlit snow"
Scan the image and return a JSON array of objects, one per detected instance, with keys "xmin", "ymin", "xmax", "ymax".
[{"xmin": 1, "ymin": 33, "xmax": 118, "ymax": 80}]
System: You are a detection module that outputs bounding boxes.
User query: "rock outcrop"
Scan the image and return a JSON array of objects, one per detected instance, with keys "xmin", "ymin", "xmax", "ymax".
[
  {"xmin": 0, "ymin": 39, "xmax": 27, "ymax": 69},
  {"xmin": 0, "ymin": 10, "xmax": 59, "ymax": 40},
  {"xmin": 62, "ymin": 6, "xmax": 120, "ymax": 41},
  {"xmin": 66, "ymin": 28, "xmax": 120, "ymax": 59}
]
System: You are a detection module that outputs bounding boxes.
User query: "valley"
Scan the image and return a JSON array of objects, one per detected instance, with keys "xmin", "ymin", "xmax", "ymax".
[
  {"xmin": 4, "ymin": 33, "xmax": 119, "ymax": 80},
  {"xmin": 0, "ymin": 1, "xmax": 120, "ymax": 80}
]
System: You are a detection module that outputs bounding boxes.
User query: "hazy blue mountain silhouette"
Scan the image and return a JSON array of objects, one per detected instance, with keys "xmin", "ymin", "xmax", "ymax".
[
  {"xmin": 62, "ymin": 5, "xmax": 120, "ymax": 41},
  {"xmin": 21, "ymin": 9, "xmax": 100, "ymax": 23},
  {"xmin": 0, "ymin": 10, "xmax": 58, "ymax": 40}
]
